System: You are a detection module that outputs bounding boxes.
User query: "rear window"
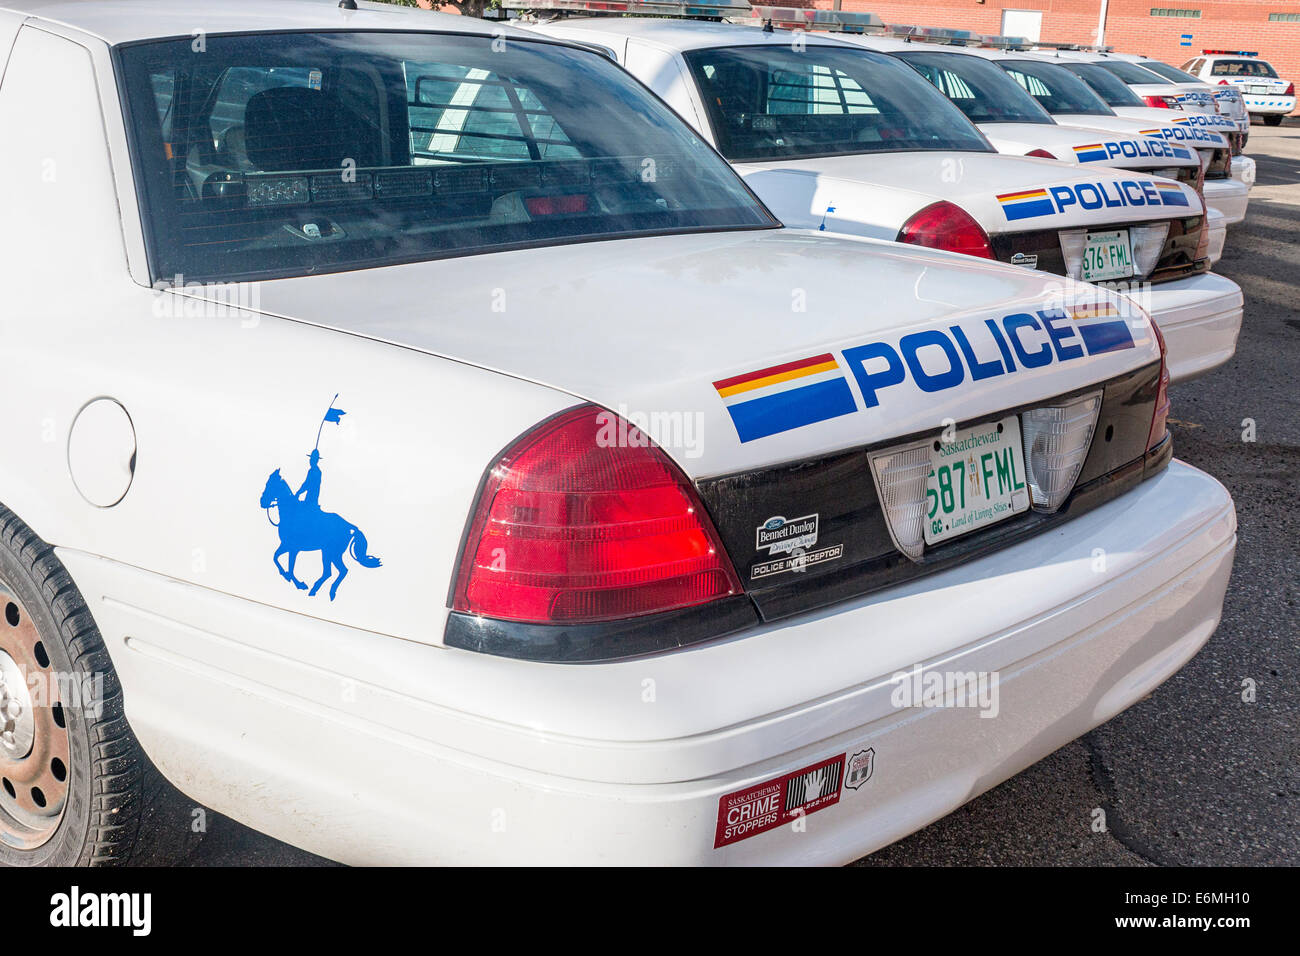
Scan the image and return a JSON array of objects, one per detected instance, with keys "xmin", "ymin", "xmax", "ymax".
[
  {"xmin": 682, "ymin": 44, "xmax": 993, "ymax": 162},
  {"xmin": 1095, "ymin": 60, "xmax": 1172, "ymax": 85},
  {"xmin": 1137, "ymin": 61, "xmax": 1203, "ymax": 84},
  {"xmin": 1057, "ymin": 62, "xmax": 1146, "ymax": 108},
  {"xmin": 1210, "ymin": 59, "xmax": 1279, "ymax": 78},
  {"xmin": 117, "ymin": 31, "xmax": 773, "ymax": 283},
  {"xmin": 999, "ymin": 59, "xmax": 1113, "ymax": 116},
  {"xmin": 896, "ymin": 50, "xmax": 1053, "ymax": 125}
]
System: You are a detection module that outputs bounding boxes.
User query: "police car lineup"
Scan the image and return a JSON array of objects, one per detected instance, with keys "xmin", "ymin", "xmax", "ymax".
[
  {"xmin": 0, "ymin": 0, "xmax": 1242, "ymax": 866},
  {"xmin": 922, "ymin": 46, "xmax": 1248, "ymax": 227},
  {"xmin": 1042, "ymin": 57, "xmax": 1256, "ymax": 191},
  {"xmin": 1038, "ymin": 48, "xmax": 1257, "ymax": 182},
  {"xmin": 819, "ymin": 31, "xmax": 1242, "ymax": 253},
  {"xmin": 522, "ymin": 5, "xmax": 1243, "ymax": 385}
]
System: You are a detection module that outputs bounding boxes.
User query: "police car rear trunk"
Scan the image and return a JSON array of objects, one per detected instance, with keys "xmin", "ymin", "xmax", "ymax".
[{"xmin": 223, "ymin": 230, "xmax": 1172, "ymax": 662}]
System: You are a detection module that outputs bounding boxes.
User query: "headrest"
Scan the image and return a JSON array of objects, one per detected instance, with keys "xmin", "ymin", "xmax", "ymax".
[{"xmin": 244, "ymin": 86, "xmax": 376, "ymax": 171}]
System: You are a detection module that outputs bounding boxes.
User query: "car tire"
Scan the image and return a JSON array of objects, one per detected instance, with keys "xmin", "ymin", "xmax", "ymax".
[
  {"xmin": 1263, "ymin": 114, "xmax": 1284, "ymax": 126},
  {"xmin": 0, "ymin": 503, "xmax": 201, "ymax": 866}
]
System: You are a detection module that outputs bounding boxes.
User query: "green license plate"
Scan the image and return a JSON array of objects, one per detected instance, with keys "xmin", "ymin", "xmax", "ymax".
[
  {"xmin": 924, "ymin": 416, "xmax": 1031, "ymax": 546},
  {"xmin": 1081, "ymin": 228, "xmax": 1134, "ymax": 282}
]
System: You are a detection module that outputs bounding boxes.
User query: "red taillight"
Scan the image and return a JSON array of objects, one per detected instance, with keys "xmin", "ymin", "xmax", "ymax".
[
  {"xmin": 1194, "ymin": 214, "xmax": 1210, "ymax": 261},
  {"xmin": 524, "ymin": 194, "xmax": 589, "ymax": 217},
  {"xmin": 897, "ymin": 201, "xmax": 994, "ymax": 259},
  {"xmin": 1147, "ymin": 320, "xmax": 1171, "ymax": 452},
  {"xmin": 1143, "ymin": 94, "xmax": 1171, "ymax": 108},
  {"xmin": 1024, "ymin": 148, "xmax": 1056, "ymax": 158},
  {"xmin": 1286, "ymin": 82, "xmax": 1295, "ymax": 96},
  {"xmin": 1218, "ymin": 79, "xmax": 1229, "ymax": 85},
  {"xmin": 452, "ymin": 405, "xmax": 742, "ymax": 624}
]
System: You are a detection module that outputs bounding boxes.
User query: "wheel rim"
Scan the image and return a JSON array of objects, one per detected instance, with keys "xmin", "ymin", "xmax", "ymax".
[{"xmin": 0, "ymin": 581, "xmax": 71, "ymax": 851}]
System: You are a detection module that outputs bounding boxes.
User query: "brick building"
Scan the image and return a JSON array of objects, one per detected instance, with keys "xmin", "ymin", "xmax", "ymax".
[{"xmin": 817, "ymin": 1, "xmax": 1300, "ymax": 112}]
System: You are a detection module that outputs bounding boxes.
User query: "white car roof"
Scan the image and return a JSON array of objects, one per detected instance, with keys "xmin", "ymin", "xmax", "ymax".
[
  {"xmin": 0, "ymin": 0, "xmax": 529, "ymax": 45},
  {"xmin": 524, "ymin": 16, "xmax": 859, "ymax": 52},
  {"xmin": 1199, "ymin": 53, "xmax": 1275, "ymax": 64},
  {"xmin": 830, "ymin": 34, "xmax": 916, "ymax": 54}
]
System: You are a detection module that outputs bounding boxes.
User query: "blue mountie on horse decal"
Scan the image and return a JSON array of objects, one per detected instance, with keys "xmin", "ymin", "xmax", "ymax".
[{"xmin": 260, "ymin": 395, "xmax": 381, "ymax": 600}]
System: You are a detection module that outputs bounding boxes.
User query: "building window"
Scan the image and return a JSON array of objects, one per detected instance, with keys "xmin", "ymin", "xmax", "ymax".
[
  {"xmin": 1268, "ymin": 12, "xmax": 1300, "ymax": 21},
  {"xmin": 1150, "ymin": 8, "xmax": 1202, "ymax": 17}
]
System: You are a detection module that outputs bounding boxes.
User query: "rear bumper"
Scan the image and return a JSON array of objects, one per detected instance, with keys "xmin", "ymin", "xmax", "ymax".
[
  {"xmin": 1140, "ymin": 271, "xmax": 1242, "ymax": 384},
  {"xmin": 1245, "ymin": 96, "xmax": 1296, "ymax": 115},
  {"xmin": 63, "ymin": 462, "xmax": 1235, "ymax": 865},
  {"xmin": 1230, "ymin": 155, "xmax": 1257, "ymax": 189},
  {"xmin": 1205, "ymin": 206, "xmax": 1226, "ymax": 265},
  {"xmin": 1204, "ymin": 177, "xmax": 1249, "ymax": 225}
]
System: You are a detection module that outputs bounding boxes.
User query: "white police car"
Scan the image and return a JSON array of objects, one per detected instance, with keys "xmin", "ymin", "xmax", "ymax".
[
  {"xmin": 0, "ymin": 0, "xmax": 1237, "ymax": 867},
  {"xmin": 1181, "ymin": 50, "xmax": 1296, "ymax": 126},
  {"xmin": 521, "ymin": 5, "xmax": 1241, "ymax": 384}
]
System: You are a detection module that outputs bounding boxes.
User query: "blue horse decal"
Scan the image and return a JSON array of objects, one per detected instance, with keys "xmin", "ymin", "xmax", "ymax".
[{"xmin": 260, "ymin": 398, "xmax": 380, "ymax": 600}]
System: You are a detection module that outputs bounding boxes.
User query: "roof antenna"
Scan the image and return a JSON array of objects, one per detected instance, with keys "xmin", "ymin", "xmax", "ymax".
[
  {"xmin": 762, "ymin": 19, "xmax": 774, "ymax": 32},
  {"xmin": 339, "ymin": 0, "xmax": 357, "ymax": 9}
]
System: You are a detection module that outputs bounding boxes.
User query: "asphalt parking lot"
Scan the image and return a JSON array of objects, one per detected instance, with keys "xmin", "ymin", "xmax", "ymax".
[{"xmin": 169, "ymin": 121, "xmax": 1300, "ymax": 868}]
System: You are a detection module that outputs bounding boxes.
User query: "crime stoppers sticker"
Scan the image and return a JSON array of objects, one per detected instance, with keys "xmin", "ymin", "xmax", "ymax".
[{"xmin": 714, "ymin": 753, "xmax": 845, "ymax": 849}]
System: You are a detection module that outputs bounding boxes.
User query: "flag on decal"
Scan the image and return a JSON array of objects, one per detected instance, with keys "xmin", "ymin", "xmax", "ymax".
[{"xmin": 713, "ymin": 353, "xmax": 858, "ymax": 443}]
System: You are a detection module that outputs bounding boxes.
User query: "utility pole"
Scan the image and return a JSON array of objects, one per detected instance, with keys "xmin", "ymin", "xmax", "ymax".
[{"xmin": 1096, "ymin": 0, "xmax": 1110, "ymax": 48}]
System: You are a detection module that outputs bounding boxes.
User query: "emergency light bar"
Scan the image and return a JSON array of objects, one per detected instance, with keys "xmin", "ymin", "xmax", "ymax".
[
  {"xmin": 745, "ymin": 6, "xmax": 884, "ymax": 33},
  {"xmin": 1202, "ymin": 49, "xmax": 1258, "ymax": 56},
  {"xmin": 1034, "ymin": 40, "xmax": 1114, "ymax": 52},
  {"xmin": 885, "ymin": 25, "xmax": 981, "ymax": 46},
  {"xmin": 980, "ymin": 34, "xmax": 1032, "ymax": 50},
  {"xmin": 499, "ymin": 0, "xmax": 751, "ymax": 18}
]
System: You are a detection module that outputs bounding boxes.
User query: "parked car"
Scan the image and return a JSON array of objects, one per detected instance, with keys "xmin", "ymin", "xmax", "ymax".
[
  {"xmin": 0, "ymin": 0, "xmax": 1237, "ymax": 867},
  {"xmin": 1181, "ymin": 50, "xmax": 1296, "ymax": 126}
]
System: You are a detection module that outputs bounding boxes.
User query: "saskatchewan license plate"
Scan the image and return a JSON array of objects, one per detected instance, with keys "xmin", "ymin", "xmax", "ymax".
[
  {"xmin": 924, "ymin": 416, "xmax": 1031, "ymax": 546},
  {"xmin": 1249, "ymin": 85, "xmax": 1270, "ymax": 94},
  {"xmin": 1081, "ymin": 229, "xmax": 1134, "ymax": 281}
]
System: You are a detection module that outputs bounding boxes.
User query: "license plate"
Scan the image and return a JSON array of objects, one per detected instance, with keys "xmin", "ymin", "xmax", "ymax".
[
  {"xmin": 923, "ymin": 416, "xmax": 1030, "ymax": 546},
  {"xmin": 1249, "ymin": 85, "xmax": 1270, "ymax": 94},
  {"xmin": 1081, "ymin": 229, "xmax": 1134, "ymax": 282}
]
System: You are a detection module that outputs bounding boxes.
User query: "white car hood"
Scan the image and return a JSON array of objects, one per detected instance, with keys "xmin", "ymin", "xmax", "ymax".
[
  {"xmin": 1052, "ymin": 112, "xmax": 1228, "ymax": 151},
  {"xmin": 977, "ymin": 122, "xmax": 1199, "ymax": 169},
  {"xmin": 736, "ymin": 150, "xmax": 1202, "ymax": 238},
  {"xmin": 214, "ymin": 230, "xmax": 1157, "ymax": 477}
]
